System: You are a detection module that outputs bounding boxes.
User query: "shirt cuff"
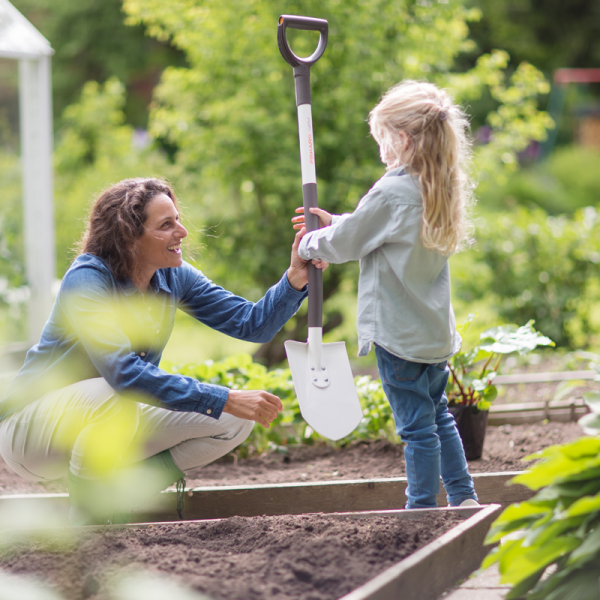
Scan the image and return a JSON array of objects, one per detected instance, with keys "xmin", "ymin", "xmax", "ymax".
[
  {"xmin": 283, "ymin": 270, "xmax": 308, "ymax": 295},
  {"xmin": 298, "ymin": 235, "xmax": 311, "ymax": 261},
  {"xmin": 195, "ymin": 383, "xmax": 229, "ymax": 419}
]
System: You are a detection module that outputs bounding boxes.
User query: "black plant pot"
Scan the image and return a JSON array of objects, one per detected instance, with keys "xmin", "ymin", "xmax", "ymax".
[{"xmin": 448, "ymin": 404, "xmax": 489, "ymax": 460}]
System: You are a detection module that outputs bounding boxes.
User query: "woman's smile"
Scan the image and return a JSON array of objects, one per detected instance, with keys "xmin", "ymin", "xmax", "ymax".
[{"xmin": 133, "ymin": 193, "xmax": 188, "ymax": 290}]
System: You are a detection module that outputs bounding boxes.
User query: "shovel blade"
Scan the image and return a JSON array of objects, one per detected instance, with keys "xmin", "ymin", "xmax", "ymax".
[{"xmin": 284, "ymin": 340, "xmax": 363, "ymax": 441}]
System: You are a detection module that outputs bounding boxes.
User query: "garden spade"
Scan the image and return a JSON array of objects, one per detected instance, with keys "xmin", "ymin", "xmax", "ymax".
[{"xmin": 277, "ymin": 15, "xmax": 362, "ymax": 441}]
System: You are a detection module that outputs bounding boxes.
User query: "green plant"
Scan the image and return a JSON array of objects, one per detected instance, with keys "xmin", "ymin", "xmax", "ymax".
[
  {"xmin": 122, "ymin": 0, "xmax": 551, "ymax": 366},
  {"xmin": 460, "ymin": 206, "xmax": 600, "ymax": 349},
  {"xmin": 477, "ymin": 146, "xmax": 600, "ymax": 216},
  {"xmin": 482, "ymin": 395, "xmax": 600, "ymax": 600},
  {"xmin": 164, "ymin": 353, "xmax": 397, "ymax": 456},
  {"xmin": 447, "ymin": 316, "xmax": 554, "ymax": 410}
]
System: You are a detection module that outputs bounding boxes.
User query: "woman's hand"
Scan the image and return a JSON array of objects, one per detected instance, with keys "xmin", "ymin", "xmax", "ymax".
[
  {"xmin": 292, "ymin": 206, "xmax": 333, "ymax": 229},
  {"xmin": 223, "ymin": 389, "xmax": 283, "ymax": 428},
  {"xmin": 286, "ymin": 227, "xmax": 328, "ymax": 291}
]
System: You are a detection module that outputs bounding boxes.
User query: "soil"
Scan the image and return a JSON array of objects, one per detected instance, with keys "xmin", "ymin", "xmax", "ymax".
[
  {"xmin": 0, "ymin": 421, "xmax": 584, "ymax": 495},
  {"xmin": 0, "ymin": 512, "xmax": 463, "ymax": 600},
  {"xmin": 0, "ymin": 360, "xmax": 590, "ymax": 600}
]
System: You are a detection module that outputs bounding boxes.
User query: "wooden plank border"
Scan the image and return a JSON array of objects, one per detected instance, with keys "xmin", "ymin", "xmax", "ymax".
[
  {"xmin": 134, "ymin": 471, "xmax": 528, "ymax": 522},
  {"xmin": 339, "ymin": 504, "xmax": 503, "ymax": 600},
  {"xmin": 0, "ymin": 472, "xmax": 528, "ymax": 526},
  {"xmin": 489, "ymin": 399, "xmax": 589, "ymax": 425}
]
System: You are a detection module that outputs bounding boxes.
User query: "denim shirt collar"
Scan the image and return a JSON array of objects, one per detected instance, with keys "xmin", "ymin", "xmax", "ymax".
[{"xmin": 117, "ymin": 269, "xmax": 172, "ymax": 296}]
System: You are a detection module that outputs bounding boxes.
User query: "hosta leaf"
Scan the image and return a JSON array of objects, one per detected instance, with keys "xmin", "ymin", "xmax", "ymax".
[
  {"xmin": 568, "ymin": 526, "xmax": 600, "ymax": 565},
  {"xmin": 499, "ymin": 535, "xmax": 580, "ymax": 585},
  {"xmin": 564, "ymin": 492, "xmax": 600, "ymax": 518},
  {"xmin": 524, "ymin": 516, "xmax": 586, "ymax": 548},
  {"xmin": 542, "ymin": 567, "xmax": 600, "ymax": 600}
]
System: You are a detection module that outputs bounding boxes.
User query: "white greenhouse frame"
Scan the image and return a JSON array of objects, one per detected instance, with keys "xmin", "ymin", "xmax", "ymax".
[{"xmin": 0, "ymin": 0, "xmax": 54, "ymax": 346}]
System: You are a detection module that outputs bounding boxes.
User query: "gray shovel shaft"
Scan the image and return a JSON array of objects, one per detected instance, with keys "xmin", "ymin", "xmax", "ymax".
[{"xmin": 294, "ymin": 65, "xmax": 322, "ymax": 328}]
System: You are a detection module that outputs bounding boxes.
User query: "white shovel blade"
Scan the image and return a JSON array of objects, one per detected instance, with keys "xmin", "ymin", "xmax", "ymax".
[{"xmin": 284, "ymin": 340, "xmax": 363, "ymax": 441}]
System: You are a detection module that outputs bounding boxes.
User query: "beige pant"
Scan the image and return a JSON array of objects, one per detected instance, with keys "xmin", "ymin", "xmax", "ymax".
[{"xmin": 0, "ymin": 378, "xmax": 253, "ymax": 481}]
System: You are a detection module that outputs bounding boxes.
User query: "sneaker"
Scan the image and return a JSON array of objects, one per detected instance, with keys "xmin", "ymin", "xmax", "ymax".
[{"xmin": 459, "ymin": 498, "xmax": 480, "ymax": 507}]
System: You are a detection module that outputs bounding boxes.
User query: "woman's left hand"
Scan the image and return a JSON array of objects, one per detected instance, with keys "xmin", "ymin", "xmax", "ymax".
[{"xmin": 287, "ymin": 227, "xmax": 328, "ymax": 291}]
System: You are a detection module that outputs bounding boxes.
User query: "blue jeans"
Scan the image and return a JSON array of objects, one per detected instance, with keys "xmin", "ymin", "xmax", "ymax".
[{"xmin": 375, "ymin": 346, "xmax": 477, "ymax": 509}]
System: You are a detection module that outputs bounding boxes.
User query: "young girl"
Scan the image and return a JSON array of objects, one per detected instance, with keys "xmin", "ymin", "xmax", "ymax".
[{"xmin": 292, "ymin": 80, "xmax": 478, "ymax": 509}]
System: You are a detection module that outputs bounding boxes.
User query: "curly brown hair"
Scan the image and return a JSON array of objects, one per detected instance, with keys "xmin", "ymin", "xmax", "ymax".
[{"xmin": 77, "ymin": 178, "xmax": 178, "ymax": 281}]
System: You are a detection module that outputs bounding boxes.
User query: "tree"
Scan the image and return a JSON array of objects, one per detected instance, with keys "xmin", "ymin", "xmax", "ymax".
[
  {"xmin": 121, "ymin": 0, "xmax": 551, "ymax": 365},
  {"xmin": 468, "ymin": 0, "xmax": 600, "ymax": 74},
  {"xmin": 10, "ymin": 0, "xmax": 186, "ymax": 127}
]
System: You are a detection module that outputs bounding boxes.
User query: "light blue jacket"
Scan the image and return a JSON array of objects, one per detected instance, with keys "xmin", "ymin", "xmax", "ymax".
[
  {"xmin": 0, "ymin": 254, "xmax": 307, "ymax": 421},
  {"xmin": 298, "ymin": 167, "xmax": 461, "ymax": 363}
]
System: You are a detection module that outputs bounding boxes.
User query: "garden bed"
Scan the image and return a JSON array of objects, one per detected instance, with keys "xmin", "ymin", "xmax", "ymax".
[
  {"xmin": 0, "ymin": 506, "xmax": 502, "ymax": 600},
  {"xmin": 0, "ymin": 421, "xmax": 584, "ymax": 496}
]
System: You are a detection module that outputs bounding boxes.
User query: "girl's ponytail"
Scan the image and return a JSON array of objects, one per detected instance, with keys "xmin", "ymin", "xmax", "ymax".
[{"xmin": 369, "ymin": 80, "xmax": 474, "ymax": 255}]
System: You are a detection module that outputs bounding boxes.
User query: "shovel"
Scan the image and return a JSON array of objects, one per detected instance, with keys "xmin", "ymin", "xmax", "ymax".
[{"xmin": 277, "ymin": 15, "xmax": 363, "ymax": 441}]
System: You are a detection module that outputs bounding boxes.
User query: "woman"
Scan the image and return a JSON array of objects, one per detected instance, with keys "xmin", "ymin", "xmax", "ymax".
[{"xmin": 0, "ymin": 177, "xmax": 323, "ymax": 524}]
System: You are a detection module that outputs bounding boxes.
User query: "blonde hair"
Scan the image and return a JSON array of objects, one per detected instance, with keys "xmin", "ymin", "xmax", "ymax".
[{"xmin": 368, "ymin": 80, "xmax": 474, "ymax": 254}]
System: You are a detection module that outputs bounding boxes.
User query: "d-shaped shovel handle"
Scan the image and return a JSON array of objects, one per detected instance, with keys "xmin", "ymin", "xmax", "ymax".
[
  {"xmin": 277, "ymin": 15, "xmax": 328, "ymax": 69},
  {"xmin": 278, "ymin": 15, "xmax": 328, "ymax": 328}
]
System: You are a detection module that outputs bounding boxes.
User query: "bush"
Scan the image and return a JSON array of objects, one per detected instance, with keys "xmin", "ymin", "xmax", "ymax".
[
  {"xmin": 460, "ymin": 206, "xmax": 600, "ymax": 349},
  {"xmin": 164, "ymin": 353, "xmax": 396, "ymax": 456},
  {"xmin": 477, "ymin": 146, "xmax": 600, "ymax": 216}
]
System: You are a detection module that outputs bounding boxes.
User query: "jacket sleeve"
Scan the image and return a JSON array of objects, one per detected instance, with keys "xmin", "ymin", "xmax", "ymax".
[
  {"xmin": 298, "ymin": 187, "xmax": 402, "ymax": 264},
  {"xmin": 175, "ymin": 262, "xmax": 307, "ymax": 343},
  {"xmin": 60, "ymin": 267, "xmax": 231, "ymax": 418}
]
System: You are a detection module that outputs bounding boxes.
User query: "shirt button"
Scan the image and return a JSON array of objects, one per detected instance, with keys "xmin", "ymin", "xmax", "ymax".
[
  {"xmin": 140, "ymin": 352, "xmax": 146, "ymax": 357},
  {"xmin": 206, "ymin": 409, "xmax": 212, "ymax": 415}
]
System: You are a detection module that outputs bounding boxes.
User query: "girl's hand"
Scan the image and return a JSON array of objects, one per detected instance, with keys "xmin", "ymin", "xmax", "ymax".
[
  {"xmin": 286, "ymin": 226, "xmax": 328, "ymax": 290},
  {"xmin": 292, "ymin": 206, "xmax": 333, "ymax": 229}
]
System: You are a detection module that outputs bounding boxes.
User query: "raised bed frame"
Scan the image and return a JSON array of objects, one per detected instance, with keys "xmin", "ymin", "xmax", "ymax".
[
  {"xmin": 0, "ymin": 471, "xmax": 527, "ymax": 526},
  {"xmin": 0, "ymin": 504, "xmax": 503, "ymax": 600}
]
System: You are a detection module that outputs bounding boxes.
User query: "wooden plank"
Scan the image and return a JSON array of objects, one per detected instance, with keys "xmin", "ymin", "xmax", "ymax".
[
  {"xmin": 339, "ymin": 503, "xmax": 503, "ymax": 600},
  {"xmin": 132, "ymin": 472, "xmax": 529, "ymax": 522},
  {"xmin": 489, "ymin": 399, "xmax": 589, "ymax": 425},
  {"xmin": 0, "ymin": 473, "xmax": 530, "ymax": 527},
  {"xmin": 494, "ymin": 370, "xmax": 595, "ymax": 384}
]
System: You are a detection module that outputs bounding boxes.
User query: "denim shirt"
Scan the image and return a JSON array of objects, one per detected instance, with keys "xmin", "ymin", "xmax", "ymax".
[
  {"xmin": 0, "ymin": 254, "xmax": 307, "ymax": 421},
  {"xmin": 298, "ymin": 167, "xmax": 461, "ymax": 363}
]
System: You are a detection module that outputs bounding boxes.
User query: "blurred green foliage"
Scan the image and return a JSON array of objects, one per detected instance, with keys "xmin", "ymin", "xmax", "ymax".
[
  {"xmin": 478, "ymin": 146, "xmax": 600, "ymax": 215},
  {"xmin": 482, "ymin": 398, "xmax": 600, "ymax": 600},
  {"xmin": 120, "ymin": 0, "xmax": 551, "ymax": 363},
  {"xmin": 460, "ymin": 205, "xmax": 600, "ymax": 349},
  {"xmin": 10, "ymin": 0, "xmax": 186, "ymax": 127},
  {"xmin": 468, "ymin": 0, "xmax": 600, "ymax": 73}
]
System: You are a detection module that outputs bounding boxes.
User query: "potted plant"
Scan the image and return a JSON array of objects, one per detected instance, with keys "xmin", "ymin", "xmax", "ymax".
[{"xmin": 447, "ymin": 317, "xmax": 554, "ymax": 460}]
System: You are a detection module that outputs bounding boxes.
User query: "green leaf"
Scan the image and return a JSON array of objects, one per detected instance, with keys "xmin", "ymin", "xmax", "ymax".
[
  {"xmin": 479, "ymin": 320, "xmax": 554, "ymax": 355},
  {"xmin": 541, "ymin": 567, "xmax": 600, "ymax": 600},
  {"xmin": 498, "ymin": 535, "xmax": 580, "ymax": 585},
  {"xmin": 505, "ymin": 568, "xmax": 545, "ymax": 600},
  {"xmin": 578, "ymin": 412, "xmax": 600, "ymax": 436},
  {"xmin": 563, "ymin": 492, "xmax": 600, "ymax": 518},
  {"xmin": 567, "ymin": 526, "xmax": 600, "ymax": 565},
  {"xmin": 582, "ymin": 391, "xmax": 600, "ymax": 414}
]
